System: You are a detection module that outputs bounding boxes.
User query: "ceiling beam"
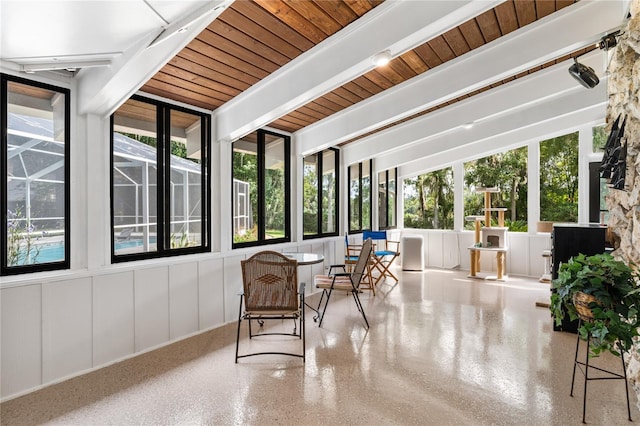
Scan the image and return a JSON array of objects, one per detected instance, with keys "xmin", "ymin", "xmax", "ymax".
[
  {"xmin": 339, "ymin": 53, "xmax": 607, "ymax": 176},
  {"xmin": 76, "ymin": 0, "xmax": 232, "ymax": 117},
  {"xmin": 297, "ymin": 0, "xmax": 625, "ymax": 156},
  {"xmin": 213, "ymin": 0, "xmax": 504, "ymax": 143}
]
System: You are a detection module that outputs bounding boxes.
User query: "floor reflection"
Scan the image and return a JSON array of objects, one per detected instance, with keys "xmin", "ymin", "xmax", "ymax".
[{"xmin": 1, "ymin": 267, "xmax": 637, "ymax": 425}]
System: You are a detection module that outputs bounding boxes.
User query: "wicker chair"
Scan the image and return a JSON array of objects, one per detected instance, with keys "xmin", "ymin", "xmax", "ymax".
[
  {"xmin": 235, "ymin": 251, "xmax": 305, "ymax": 363},
  {"xmin": 314, "ymin": 238, "xmax": 373, "ymax": 329}
]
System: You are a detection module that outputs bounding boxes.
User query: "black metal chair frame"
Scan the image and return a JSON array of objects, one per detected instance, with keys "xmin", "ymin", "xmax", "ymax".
[
  {"xmin": 235, "ymin": 251, "xmax": 305, "ymax": 363},
  {"xmin": 570, "ymin": 319, "xmax": 632, "ymax": 423},
  {"xmin": 314, "ymin": 239, "xmax": 373, "ymax": 329}
]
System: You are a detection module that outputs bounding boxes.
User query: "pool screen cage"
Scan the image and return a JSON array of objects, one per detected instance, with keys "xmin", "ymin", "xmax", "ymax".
[
  {"xmin": 6, "ymin": 112, "xmax": 66, "ymax": 265},
  {"xmin": 112, "ymin": 132, "xmax": 202, "ymax": 253}
]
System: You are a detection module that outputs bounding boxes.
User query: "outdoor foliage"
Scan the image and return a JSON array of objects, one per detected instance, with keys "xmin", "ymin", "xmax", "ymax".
[
  {"xmin": 464, "ymin": 146, "xmax": 528, "ymax": 231},
  {"xmin": 404, "ymin": 167, "xmax": 454, "ymax": 229},
  {"xmin": 303, "ymin": 160, "xmax": 318, "ymax": 234},
  {"xmin": 592, "ymin": 124, "xmax": 607, "ymax": 152},
  {"xmin": 6, "ymin": 208, "xmax": 41, "ymax": 266},
  {"xmin": 233, "ymin": 150, "xmax": 258, "ymax": 243},
  {"xmin": 233, "ymin": 149, "xmax": 285, "ymax": 242},
  {"xmin": 349, "ymin": 164, "xmax": 371, "ymax": 231},
  {"xmin": 540, "ymin": 132, "xmax": 579, "ymax": 222}
]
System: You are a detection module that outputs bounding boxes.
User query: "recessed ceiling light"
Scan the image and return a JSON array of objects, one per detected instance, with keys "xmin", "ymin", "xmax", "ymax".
[{"xmin": 372, "ymin": 50, "xmax": 392, "ymax": 67}]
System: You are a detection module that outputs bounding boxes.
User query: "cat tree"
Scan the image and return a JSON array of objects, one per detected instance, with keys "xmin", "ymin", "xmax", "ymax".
[{"xmin": 466, "ymin": 187, "xmax": 508, "ymax": 281}]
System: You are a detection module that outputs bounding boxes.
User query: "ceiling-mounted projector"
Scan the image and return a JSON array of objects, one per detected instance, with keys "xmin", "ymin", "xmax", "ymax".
[{"xmin": 568, "ymin": 58, "xmax": 599, "ymax": 89}]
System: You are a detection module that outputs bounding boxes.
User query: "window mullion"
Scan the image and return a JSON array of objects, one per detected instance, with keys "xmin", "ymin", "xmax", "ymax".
[{"xmin": 257, "ymin": 130, "xmax": 266, "ymax": 241}]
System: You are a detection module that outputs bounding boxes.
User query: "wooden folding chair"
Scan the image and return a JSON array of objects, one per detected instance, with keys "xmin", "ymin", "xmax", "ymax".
[{"xmin": 363, "ymin": 230, "xmax": 400, "ymax": 286}]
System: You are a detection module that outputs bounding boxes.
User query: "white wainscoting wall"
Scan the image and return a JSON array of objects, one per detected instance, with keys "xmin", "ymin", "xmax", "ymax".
[{"xmin": 1, "ymin": 232, "xmax": 550, "ymax": 401}]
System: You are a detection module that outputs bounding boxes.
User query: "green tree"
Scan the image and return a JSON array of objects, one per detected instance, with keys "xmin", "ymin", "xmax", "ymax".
[
  {"xmin": 592, "ymin": 124, "xmax": 607, "ymax": 152},
  {"xmin": 403, "ymin": 167, "xmax": 454, "ymax": 229},
  {"xmin": 233, "ymin": 150, "xmax": 258, "ymax": 242},
  {"xmin": 303, "ymin": 160, "xmax": 318, "ymax": 234},
  {"xmin": 464, "ymin": 146, "xmax": 528, "ymax": 230},
  {"xmin": 540, "ymin": 132, "xmax": 579, "ymax": 222}
]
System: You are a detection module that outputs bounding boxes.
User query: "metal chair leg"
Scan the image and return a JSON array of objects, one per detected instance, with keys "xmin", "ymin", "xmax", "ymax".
[
  {"xmin": 351, "ymin": 290, "xmax": 369, "ymax": 329},
  {"xmin": 571, "ymin": 320, "xmax": 582, "ymax": 397},
  {"xmin": 621, "ymin": 346, "xmax": 632, "ymax": 421},
  {"xmin": 582, "ymin": 333, "xmax": 590, "ymax": 424},
  {"xmin": 317, "ymin": 289, "xmax": 333, "ymax": 327},
  {"xmin": 235, "ymin": 295, "xmax": 244, "ymax": 364}
]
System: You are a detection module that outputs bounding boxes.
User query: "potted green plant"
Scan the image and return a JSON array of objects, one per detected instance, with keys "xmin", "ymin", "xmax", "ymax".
[{"xmin": 550, "ymin": 252, "xmax": 640, "ymax": 357}]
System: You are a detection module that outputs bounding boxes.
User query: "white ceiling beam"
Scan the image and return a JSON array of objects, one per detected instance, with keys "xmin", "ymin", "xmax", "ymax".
[
  {"xmin": 346, "ymin": 57, "xmax": 607, "ymax": 176},
  {"xmin": 297, "ymin": 0, "xmax": 625, "ymax": 156},
  {"xmin": 76, "ymin": 0, "xmax": 231, "ymax": 116},
  {"xmin": 342, "ymin": 49, "xmax": 606, "ymax": 166},
  {"xmin": 397, "ymin": 101, "xmax": 605, "ymax": 180},
  {"xmin": 213, "ymin": 0, "xmax": 504, "ymax": 143}
]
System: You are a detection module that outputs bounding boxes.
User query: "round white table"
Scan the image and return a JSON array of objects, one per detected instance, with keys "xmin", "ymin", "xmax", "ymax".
[
  {"xmin": 282, "ymin": 252, "xmax": 325, "ymax": 318},
  {"xmin": 282, "ymin": 252, "xmax": 324, "ymax": 265}
]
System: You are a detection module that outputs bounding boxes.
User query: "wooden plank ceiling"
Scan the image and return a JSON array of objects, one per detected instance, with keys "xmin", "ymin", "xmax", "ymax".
[{"xmin": 141, "ymin": 0, "xmax": 578, "ymax": 142}]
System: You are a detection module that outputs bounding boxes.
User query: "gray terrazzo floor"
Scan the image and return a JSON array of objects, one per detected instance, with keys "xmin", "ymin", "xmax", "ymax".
[{"xmin": 1, "ymin": 267, "xmax": 638, "ymax": 425}]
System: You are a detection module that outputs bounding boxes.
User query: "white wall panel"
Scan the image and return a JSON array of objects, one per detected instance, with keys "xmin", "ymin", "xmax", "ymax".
[
  {"xmin": 198, "ymin": 258, "xmax": 225, "ymax": 330},
  {"xmin": 223, "ymin": 254, "xmax": 245, "ymax": 323},
  {"xmin": 93, "ymin": 272, "xmax": 134, "ymax": 367},
  {"xmin": 169, "ymin": 262, "xmax": 199, "ymax": 339},
  {"xmin": 443, "ymin": 232, "xmax": 461, "ymax": 269},
  {"xmin": 458, "ymin": 232, "xmax": 475, "ymax": 271},
  {"xmin": 1, "ymin": 284, "xmax": 42, "ymax": 397},
  {"xmin": 427, "ymin": 232, "xmax": 443, "ymax": 268},
  {"xmin": 507, "ymin": 234, "xmax": 530, "ymax": 276},
  {"xmin": 134, "ymin": 267, "xmax": 169, "ymax": 352},
  {"xmin": 42, "ymin": 278, "xmax": 92, "ymax": 384},
  {"xmin": 529, "ymin": 234, "xmax": 553, "ymax": 280},
  {"xmin": 311, "ymin": 241, "xmax": 327, "ymax": 276}
]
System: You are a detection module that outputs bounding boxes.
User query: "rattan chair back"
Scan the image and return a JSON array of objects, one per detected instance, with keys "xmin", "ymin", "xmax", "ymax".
[{"xmin": 241, "ymin": 251, "xmax": 298, "ymax": 313}]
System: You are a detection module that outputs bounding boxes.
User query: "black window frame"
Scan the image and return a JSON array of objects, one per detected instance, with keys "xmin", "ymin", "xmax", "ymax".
[
  {"xmin": 348, "ymin": 159, "xmax": 372, "ymax": 233},
  {"xmin": 232, "ymin": 128, "xmax": 291, "ymax": 249},
  {"xmin": 378, "ymin": 167, "xmax": 397, "ymax": 230},
  {"xmin": 1, "ymin": 74, "xmax": 71, "ymax": 276},
  {"xmin": 589, "ymin": 161, "xmax": 609, "ymax": 224},
  {"xmin": 110, "ymin": 94, "xmax": 211, "ymax": 263},
  {"xmin": 303, "ymin": 147, "xmax": 340, "ymax": 240}
]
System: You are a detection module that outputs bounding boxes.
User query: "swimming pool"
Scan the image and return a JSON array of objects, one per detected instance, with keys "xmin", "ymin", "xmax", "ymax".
[{"xmin": 22, "ymin": 238, "xmax": 152, "ymax": 264}]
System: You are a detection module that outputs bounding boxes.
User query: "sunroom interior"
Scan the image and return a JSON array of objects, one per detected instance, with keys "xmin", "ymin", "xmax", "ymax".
[{"xmin": 0, "ymin": 0, "xmax": 633, "ymax": 404}]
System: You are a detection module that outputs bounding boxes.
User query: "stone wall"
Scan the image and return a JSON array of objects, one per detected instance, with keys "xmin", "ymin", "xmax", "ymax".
[
  {"xmin": 606, "ymin": 1, "xmax": 640, "ymax": 265},
  {"xmin": 606, "ymin": 0, "xmax": 640, "ymax": 407}
]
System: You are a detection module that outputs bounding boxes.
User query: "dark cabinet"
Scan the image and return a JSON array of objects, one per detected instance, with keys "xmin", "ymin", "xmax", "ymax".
[{"xmin": 551, "ymin": 224, "xmax": 607, "ymax": 332}]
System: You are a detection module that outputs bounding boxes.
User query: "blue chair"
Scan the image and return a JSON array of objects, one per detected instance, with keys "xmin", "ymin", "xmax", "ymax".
[
  {"xmin": 328, "ymin": 234, "xmax": 360, "ymax": 275},
  {"xmin": 363, "ymin": 230, "xmax": 400, "ymax": 286}
]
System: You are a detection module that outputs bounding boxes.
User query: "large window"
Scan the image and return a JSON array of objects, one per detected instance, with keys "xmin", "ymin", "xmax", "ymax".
[
  {"xmin": 348, "ymin": 160, "xmax": 372, "ymax": 233},
  {"xmin": 378, "ymin": 168, "xmax": 397, "ymax": 229},
  {"xmin": 464, "ymin": 146, "xmax": 528, "ymax": 232},
  {"xmin": 540, "ymin": 131, "xmax": 579, "ymax": 223},
  {"xmin": 404, "ymin": 167, "xmax": 454, "ymax": 230},
  {"xmin": 2, "ymin": 75, "xmax": 70, "ymax": 275},
  {"xmin": 303, "ymin": 148, "xmax": 338, "ymax": 239},
  {"xmin": 111, "ymin": 96, "xmax": 210, "ymax": 261},
  {"xmin": 233, "ymin": 129, "xmax": 290, "ymax": 248}
]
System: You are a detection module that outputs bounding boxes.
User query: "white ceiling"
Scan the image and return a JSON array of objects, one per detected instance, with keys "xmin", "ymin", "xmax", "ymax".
[{"xmin": 0, "ymin": 1, "xmax": 223, "ymax": 66}]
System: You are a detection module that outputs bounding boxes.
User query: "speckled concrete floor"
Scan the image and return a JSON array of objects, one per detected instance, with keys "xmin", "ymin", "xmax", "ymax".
[{"xmin": 1, "ymin": 268, "xmax": 638, "ymax": 425}]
